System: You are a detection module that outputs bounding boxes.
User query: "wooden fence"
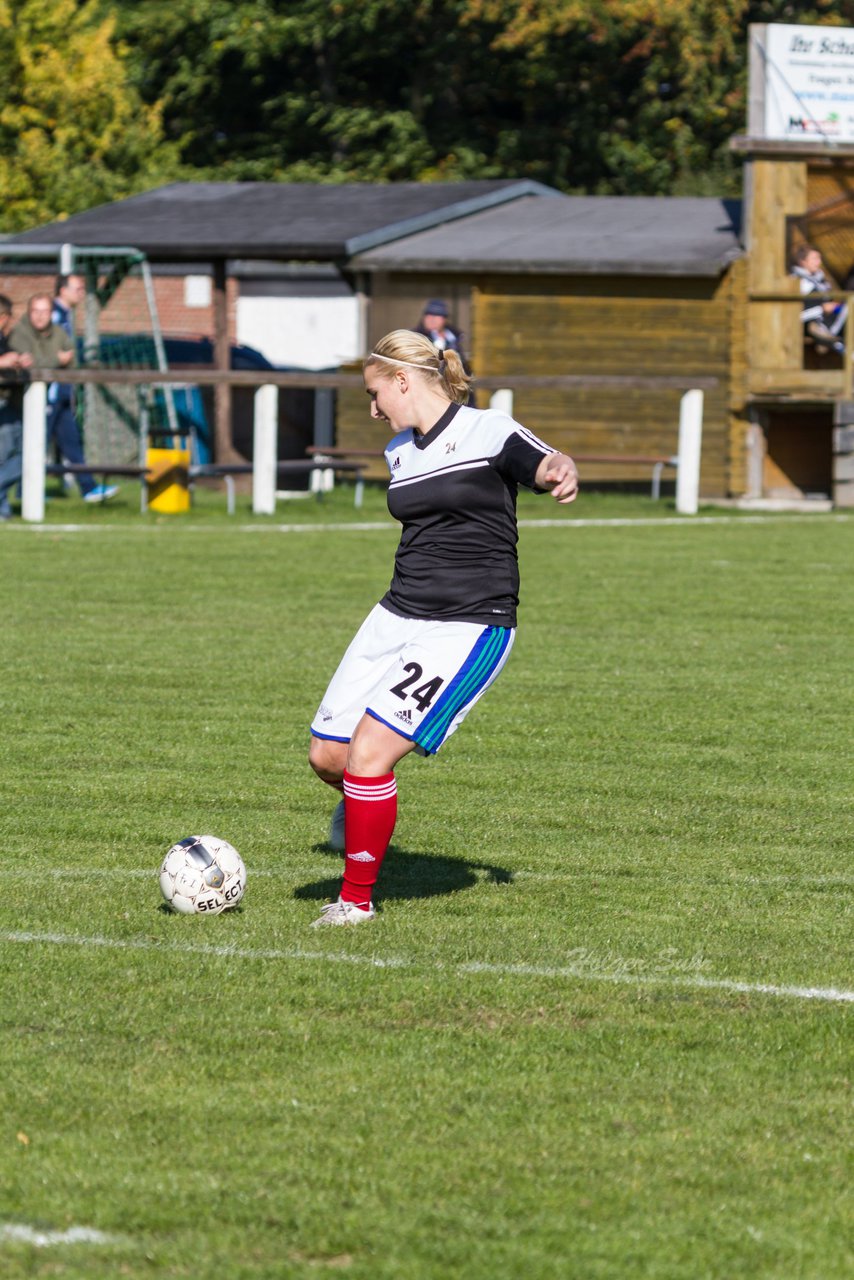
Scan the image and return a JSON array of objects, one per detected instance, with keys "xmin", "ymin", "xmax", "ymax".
[{"xmin": 4, "ymin": 367, "xmax": 716, "ymax": 521}]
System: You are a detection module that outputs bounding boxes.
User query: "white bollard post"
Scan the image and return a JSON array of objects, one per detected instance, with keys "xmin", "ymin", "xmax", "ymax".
[
  {"xmin": 490, "ymin": 389, "xmax": 514, "ymax": 418},
  {"xmin": 676, "ymin": 389, "xmax": 704, "ymax": 516},
  {"xmin": 22, "ymin": 381, "xmax": 47, "ymax": 523},
  {"xmin": 745, "ymin": 422, "xmax": 765, "ymax": 500},
  {"xmin": 252, "ymin": 383, "xmax": 277, "ymax": 515}
]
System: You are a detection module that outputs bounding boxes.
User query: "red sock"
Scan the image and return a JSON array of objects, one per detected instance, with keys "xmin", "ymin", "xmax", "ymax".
[{"xmin": 340, "ymin": 770, "xmax": 397, "ymax": 906}]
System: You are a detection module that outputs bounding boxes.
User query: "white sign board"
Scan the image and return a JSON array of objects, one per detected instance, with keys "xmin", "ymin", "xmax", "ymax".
[
  {"xmin": 236, "ymin": 295, "xmax": 361, "ymax": 370},
  {"xmin": 755, "ymin": 23, "xmax": 854, "ymax": 142}
]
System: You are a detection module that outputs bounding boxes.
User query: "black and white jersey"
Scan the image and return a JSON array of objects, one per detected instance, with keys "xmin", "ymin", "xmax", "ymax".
[{"xmin": 379, "ymin": 401, "xmax": 554, "ymax": 627}]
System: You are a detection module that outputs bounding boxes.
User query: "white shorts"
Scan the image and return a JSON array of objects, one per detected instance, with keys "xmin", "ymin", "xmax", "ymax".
[{"xmin": 311, "ymin": 604, "xmax": 515, "ymax": 756}]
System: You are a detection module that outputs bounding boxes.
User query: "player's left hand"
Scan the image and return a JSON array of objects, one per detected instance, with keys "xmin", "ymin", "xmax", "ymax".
[{"xmin": 538, "ymin": 452, "xmax": 579, "ymax": 504}]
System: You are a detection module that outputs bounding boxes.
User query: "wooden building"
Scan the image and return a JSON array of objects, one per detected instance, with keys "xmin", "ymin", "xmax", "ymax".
[
  {"xmin": 6, "ymin": 180, "xmax": 551, "ymax": 466},
  {"xmin": 732, "ymin": 135, "xmax": 854, "ymax": 505},
  {"xmin": 11, "ymin": 168, "xmax": 854, "ymax": 504},
  {"xmin": 345, "ymin": 195, "xmax": 743, "ymax": 497}
]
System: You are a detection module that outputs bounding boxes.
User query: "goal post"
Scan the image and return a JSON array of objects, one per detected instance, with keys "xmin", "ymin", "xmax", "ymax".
[{"xmin": 0, "ymin": 242, "xmax": 182, "ymax": 466}]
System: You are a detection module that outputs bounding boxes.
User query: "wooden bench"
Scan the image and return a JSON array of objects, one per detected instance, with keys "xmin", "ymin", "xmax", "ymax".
[
  {"xmin": 308, "ymin": 446, "xmax": 385, "ymax": 460},
  {"xmin": 309, "ymin": 446, "xmax": 678, "ymax": 499},
  {"xmin": 571, "ymin": 453, "xmax": 679, "ymax": 500},
  {"xmin": 46, "ymin": 458, "xmax": 367, "ymax": 513},
  {"xmin": 46, "ymin": 463, "xmax": 149, "ymax": 482},
  {"xmin": 45, "ymin": 463, "xmax": 150, "ymax": 503},
  {"xmin": 190, "ymin": 459, "xmax": 366, "ymax": 514}
]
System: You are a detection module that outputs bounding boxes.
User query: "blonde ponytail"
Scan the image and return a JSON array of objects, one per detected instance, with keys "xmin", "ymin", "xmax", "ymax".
[{"xmin": 366, "ymin": 329, "xmax": 472, "ymax": 406}]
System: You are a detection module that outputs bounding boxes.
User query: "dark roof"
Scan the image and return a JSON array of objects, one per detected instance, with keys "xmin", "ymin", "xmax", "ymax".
[
  {"xmin": 8, "ymin": 180, "xmax": 559, "ymax": 262},
  {"xmin": 350, "ymin": 195, "xmax": 744, "ymax": 277}
]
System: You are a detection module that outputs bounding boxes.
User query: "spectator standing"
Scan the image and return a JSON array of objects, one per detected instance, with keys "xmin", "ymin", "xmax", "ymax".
[
  {"xmin": 51, "ymin": 274, "xmax": 117, "ymax": 502},
  {"xmin": 0, "ymin": 295, "xmax": 32, "ymax": 520},
  {"xmin": 11, "ymin": 292, "xmax": 74, "ymax": 365},
  {"xmin": 415, "ymin": 298, "xmax": 466, "ymax": 359}
]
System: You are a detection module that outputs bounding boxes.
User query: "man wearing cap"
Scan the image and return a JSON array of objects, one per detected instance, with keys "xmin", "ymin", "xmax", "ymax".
[{"xmin": 415, "ymin": 298, "xmax": 466, "ymax": 361}]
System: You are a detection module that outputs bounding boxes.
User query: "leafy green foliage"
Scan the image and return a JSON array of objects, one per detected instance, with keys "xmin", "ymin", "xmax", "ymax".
[
  {"xmin": 465, "ymin": 0, "xmax": 850, "ymax": 194},
  {"xmin": 2, "ymin": 0, "xmax": 854, "ymax": 230},
  {"xmin": 108, "ymin": 0, "xmax": 852, "ymax": 195},
  {"xmin": 0, "ymin": 0, "xmax": 180, "ymax": 232},
  {"xmin": 107, "ymin": 0, "xmax": 509, "ymax": 182}
]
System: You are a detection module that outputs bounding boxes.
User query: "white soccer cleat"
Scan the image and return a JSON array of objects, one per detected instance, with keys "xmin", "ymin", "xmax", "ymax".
[
  {"xmin": 310, "ymin": 896, "xmax": 375, "ymax": 928},
  {"xmin": 328, "ymin": 798, "xmax": 345, "ymax": 851}
]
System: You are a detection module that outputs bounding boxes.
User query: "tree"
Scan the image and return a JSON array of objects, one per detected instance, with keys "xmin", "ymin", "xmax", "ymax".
[
  {"xmin": 104, "ymin": 0, "xmax": 854, "ymax": 197},
  {"xmin": 110, "ymin": 0, "xmax": 508, "ymax": 182},
  {"xmin": 464, "ymin": 0, "xmax": 854, "ymax": 195},
  {"xmin": 0, "ymin": 0, "xmax": 180, "ymax": 232}
]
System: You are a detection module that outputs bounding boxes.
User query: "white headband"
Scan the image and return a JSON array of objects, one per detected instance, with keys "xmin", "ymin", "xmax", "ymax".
[{"xmin": 369, "ymin": 352, "xmax": 442, "ymax": 372}]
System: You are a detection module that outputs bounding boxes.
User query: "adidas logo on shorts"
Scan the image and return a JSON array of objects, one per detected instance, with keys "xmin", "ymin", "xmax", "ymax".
[{"xmin": 394, "ymin": 708, "xmax": 413, "ymax": 724}]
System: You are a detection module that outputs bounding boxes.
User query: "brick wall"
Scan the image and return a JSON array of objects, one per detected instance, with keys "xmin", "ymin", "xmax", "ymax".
[{"xmin": 0, "ymin": 270, "xmax": 238, "ymax": 344}]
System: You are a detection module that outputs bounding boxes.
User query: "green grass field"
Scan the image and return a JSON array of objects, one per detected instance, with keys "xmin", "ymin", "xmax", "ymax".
[{"xmin": 0, "ymin": 485, "xmax": 851, "ymax": 1279}]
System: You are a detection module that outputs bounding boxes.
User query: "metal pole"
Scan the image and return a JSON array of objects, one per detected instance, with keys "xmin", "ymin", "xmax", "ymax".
[
  {"xmin": 312, "ymin": 388, "xmax": 335, "ymax": 492},
  {"xmin": 845, "ymin": 294, "xmax": 853, "ymax": 403},
  {"xmin": 676, "ymin": 389, "xmax": 704, "ymax": 515},
  {"xmin": 212, "ymin": 258, "xmax": 234, "ymax": 464},
  {"xmin": 140, "ymin": 259, "xmax": 180, "ymax": 439},
  {"xmin": 313, "ymin": 387, "xmax": 335, "ymax": 449},
  {"xmin": 138, "ymin": 396, "xmax": 150, "ymax": 513},
  {"xmin": 22, "ymin": 382, "xmax": 47, "ymax": 522},
  {"xmin": 83, "ymin": 263, "xmax": 100, "ymax": 451},
  {"xmin": 252, "ymin": 384, "xmax": 277, "ymax": 515}
]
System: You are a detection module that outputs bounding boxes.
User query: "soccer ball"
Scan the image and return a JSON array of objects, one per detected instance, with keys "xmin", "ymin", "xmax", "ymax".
[{"xmin": 159, "ymin": 835, "xmax": 246, "ymax": 915}]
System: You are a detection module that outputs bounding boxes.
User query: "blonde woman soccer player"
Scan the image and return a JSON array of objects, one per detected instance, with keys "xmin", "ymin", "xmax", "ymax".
[{"xmin": 308, "ymin": 330, "xmax": 578, "ymax": 926}]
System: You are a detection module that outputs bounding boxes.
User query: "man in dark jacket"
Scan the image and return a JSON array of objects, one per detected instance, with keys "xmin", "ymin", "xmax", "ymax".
[
  {"xmin": 414, "ymin": 299, "xmax": 466, "ymax": 360},
  {"xmin": 0, "ymin": 295, "xmax": 32, "ymax": 519}
]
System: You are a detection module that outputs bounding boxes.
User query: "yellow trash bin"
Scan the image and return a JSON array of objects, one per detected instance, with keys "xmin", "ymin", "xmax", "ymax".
[{"xmin": 146, "ymin": 447, "xmax": 191, "ymax": 514}]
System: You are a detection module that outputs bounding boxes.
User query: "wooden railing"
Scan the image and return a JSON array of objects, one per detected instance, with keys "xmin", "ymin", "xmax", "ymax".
[
  {"xmin": 2, "ymin": 367, "xmax": 718, "ymax": 521},
  {"xmin": 748, "ymin": 289, "xmax": 854, "ymax": 399},
  {"xmin": 3, "ymin": 368, "xmax": 720, "ymax": 390}
]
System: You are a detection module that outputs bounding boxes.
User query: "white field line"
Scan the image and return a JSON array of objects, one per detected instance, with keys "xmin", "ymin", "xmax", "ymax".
[
  {"xmin": 509, "ymin": 868, "xmax": 854, "ymax": 888},
  {"xmin": 0, "ymin": 521, "xmax": 394, "ymax": 534},
  {"xmin": 0, "ymin": 1223, "xmax": 122, "ymax": 1247},
  {"xmin": 6, "ymin": 865, "xmax": 852, "ymax": 890},
  {"xmin": 517, "ymin": 514, "xmax": 852, "ymax": 529},
  {"xmin": 2, "ymin": 930, "xmax": 408, "ymax": 970},
  {"xmin": 4, "ymin": 866, "xmax": 279, "ymax": 879},
  {"xmin": 2, "ymin": 929, "xmax": 852, "ymax": 1005},
  {"xmin": 1, "ymin": 513, "xmax": 851, "ymax": 535}
]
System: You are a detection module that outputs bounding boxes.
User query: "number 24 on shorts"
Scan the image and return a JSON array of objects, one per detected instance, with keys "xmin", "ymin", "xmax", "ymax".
[{"xmin": 389, "ymin": 662, "xmax": 444, "ymax": 712}]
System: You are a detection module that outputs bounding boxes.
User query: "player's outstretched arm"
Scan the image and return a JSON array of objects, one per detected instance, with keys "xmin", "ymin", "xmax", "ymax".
[{"xmin": 536, "ymin": 451, "xmax": 579, "ymax": 504}]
